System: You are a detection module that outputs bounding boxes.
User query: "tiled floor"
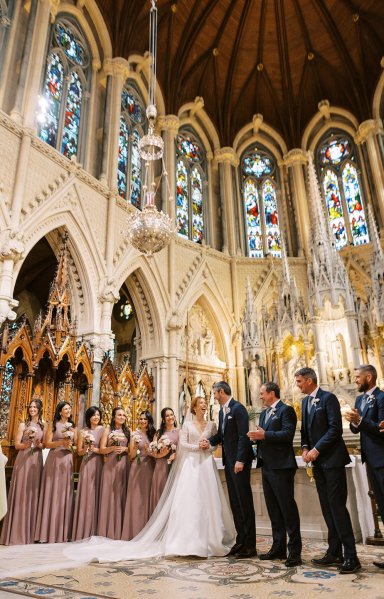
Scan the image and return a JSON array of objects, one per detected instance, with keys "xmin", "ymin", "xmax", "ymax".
[{"xmin": 1, "ymin": 537, "xmax": 384, "ymax": 599}]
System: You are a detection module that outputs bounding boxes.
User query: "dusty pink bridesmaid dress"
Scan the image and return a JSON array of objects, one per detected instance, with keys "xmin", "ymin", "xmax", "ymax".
[
  {"xmin": 0, "ymin": 424, "xmax": 44, "ymax": 545},
  {"xmin": 71, "ymin": 425, "xmax": 104, "ymax": 540},
  {"xmin": 149, "ymin": 428, "xmax": 179, "ymax": 515},
  {"xmin": 97, "ymin": 430, "xmax": 129, "ymax": 539},
  {"xmin": 34, "ymin": 421, "xmax": 74, "ymax": 543},
  {"xmin": 121, "ymin": 431, "xmax": 155, "ymax": 540}
]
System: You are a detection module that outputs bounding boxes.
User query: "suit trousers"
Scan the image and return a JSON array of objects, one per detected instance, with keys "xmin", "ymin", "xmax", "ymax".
[
  {"xmin": 366, "ymin": 463, "xmax": 384, "ymax": 522},
  {"xmin": 225, "ymin": 462, "xmax": 256, "ymax": 548},
  {"xmin": 261, "ymin": 467, "xmax": 301, "ymax": 556},
  {"xmin": 314, "ymin": 466, "xmax": 356, "ymax": 558}
]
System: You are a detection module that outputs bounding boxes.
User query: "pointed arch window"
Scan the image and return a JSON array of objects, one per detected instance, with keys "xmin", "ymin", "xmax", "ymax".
[
  {"xmin": 37, "ymin": 18, "xmax": 90, "ymax": 160},
  {"xmin": 176, "ymin": 131, "xmax": 206, "ymax": 244},
  {"xmin": 117, "ymin": 85, "xmax": 146, "ymax": 207},
  {"xmin": 317, "ymin": 134, "xmax": 369, "ymax": 249},
  {"xmin": 241, "ymin": 148, "xmax": 282, "ymax": 258}
]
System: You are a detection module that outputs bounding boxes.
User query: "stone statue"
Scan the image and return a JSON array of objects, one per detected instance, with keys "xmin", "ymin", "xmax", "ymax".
[{"xmin": 248, "ymin": 360, "xmax": 262, "ymax": 407}]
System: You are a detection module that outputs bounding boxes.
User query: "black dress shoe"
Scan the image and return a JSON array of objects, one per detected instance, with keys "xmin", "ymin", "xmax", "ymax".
[
  {"xmin": 259, "ymin": 549, "xmax": 286, "ymax": 560},
  {"xmin": 226, "ymin": 543, "xmax": 243, "ymax": 556},
  {"xmin": 373, "ymin": 560, "xmax": 384, "ymax": 569},
  {"xmin": 338, "ymin": 557, "xmax": 361, "ymax": 574},
  {"xmin": 285, "ymin": 555, "xmax": 302, "ymax": 567},
  {"xmin": 311, "ymin": 553, "xmax": 343, "ymax": 566},
  {"xmin": 234, "ymin": 547, "xmax": 257, "ymax": 559}
]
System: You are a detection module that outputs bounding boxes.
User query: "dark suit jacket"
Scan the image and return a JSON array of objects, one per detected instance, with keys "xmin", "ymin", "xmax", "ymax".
[
  {"xmin": 209, "ymin": 398, "xmax": 254, "ymax": 466},
  {"xmin": 301, "ymin": 387, "xmax": 350, "ymax": 468},
  {"xmin": 350, "ymin": 387, "xmax": 384, "ymax": 467},
  {"xmin": 256, "ymin": 400, "xmax": 297, "ymax": 470}
]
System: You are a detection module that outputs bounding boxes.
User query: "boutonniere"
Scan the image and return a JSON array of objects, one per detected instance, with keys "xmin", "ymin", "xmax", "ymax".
[
  {"xmin": 313, "ymin": 398, "xmax": 320, "ymax": 406},
  {"xmin": 224, "ymin": 407, "xmax": 231, "ymax": 415},
  {"xmin": 270, "ymin": 408, "xmax": 277, "ymax": 417}
]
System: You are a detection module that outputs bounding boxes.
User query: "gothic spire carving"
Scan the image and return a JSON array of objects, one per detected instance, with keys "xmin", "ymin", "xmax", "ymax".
[
  {"xmin": 241, "ymin": 276, "xmax": 262, "ymax": 360},
  {"xmin": 306, "ymin": 151, "xmax": 355, "ymax": 312},
  {"xmin": 367, "ymin": 204, "xmax": 384, "ymax": 325}
]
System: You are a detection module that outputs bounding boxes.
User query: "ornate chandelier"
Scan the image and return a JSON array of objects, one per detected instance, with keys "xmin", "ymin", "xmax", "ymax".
[{"xmin": 126, "ymin": 0, "xmax": 175, "ymax": 256}]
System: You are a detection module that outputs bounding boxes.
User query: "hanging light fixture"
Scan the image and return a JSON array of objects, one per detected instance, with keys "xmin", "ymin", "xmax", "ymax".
[{"xmin": 126, "ymin": 0, "xmax": 175, "ymax": 256}]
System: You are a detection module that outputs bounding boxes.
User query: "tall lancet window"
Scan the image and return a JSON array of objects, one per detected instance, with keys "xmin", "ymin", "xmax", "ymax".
[
  {"xmin": 37, "ymin": 18, "xmax": 90, "ymax": 160},
  {"xmin": 317, "ymin": 133, "xmax": 369, "ymax": 250},
  {"xmin": 117, "ymin": 85, "xmax": 146, "ymax": 207},
  {"xmin": 241, "ymin": 148, "xmax": 282, "ymax": 258},
  {"xmin": 176, "ymin": 131, "xmax": 206, "ymax": 244}
]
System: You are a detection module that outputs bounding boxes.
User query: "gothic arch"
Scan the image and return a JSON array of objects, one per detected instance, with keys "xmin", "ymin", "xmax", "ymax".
[
  {"xmin": 234, "ymin": 116, "xmax": 287, "ymax": 160},
  {"xmin": 178, "ymin": 98, "xmax": 220, "ymax": 152},
  {"xmin": 373, "ymin": 67, "xmax": 384, "ymax": 120},
  {"xmin": 301, "ymin": 103, "xmax": 359, "ymax": 152},
  {"xmin": 13, "ymin": 215, "xmax": 102, "ymax": 333}
]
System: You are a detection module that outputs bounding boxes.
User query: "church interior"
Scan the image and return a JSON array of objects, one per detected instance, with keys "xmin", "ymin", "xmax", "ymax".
[{"xmin": 0, "ymin": 0, "xmax": 384, "ymax": 597}]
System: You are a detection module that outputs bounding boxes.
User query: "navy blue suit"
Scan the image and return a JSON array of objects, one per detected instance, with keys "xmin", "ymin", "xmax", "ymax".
[
  {"xmin": 301, "ymin": 388, "xmax": 356, "ymax": 559},
  {"xmin": 210, "ymin": 398, "xmax": 256, "ymax": 549},
  {"xmin": 257, "ymin": 401, "xmax": 301, "ymax": 557},
  {"xmin": 350, "ymin": 387, "xmax": 384, "ymax": 521}
]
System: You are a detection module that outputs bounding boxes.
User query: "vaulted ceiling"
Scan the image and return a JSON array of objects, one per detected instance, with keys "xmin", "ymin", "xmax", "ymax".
[{"xmin": 95, "ymin": 0, "xmax": 384, "ymax": 147}]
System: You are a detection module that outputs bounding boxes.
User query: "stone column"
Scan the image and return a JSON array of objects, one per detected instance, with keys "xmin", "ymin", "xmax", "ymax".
[
  {"xmin": 355, "ymin": 119, "xmax": 384, "ymax": 228},
  {"xmin": 215, "ymin": 147, "xmax": 239, "ymax": 256},
  {"xmin": 312, "ymin": 317, "xmax": 328, "ymax": 387},
  {"xmin": 106, "ymin": 59, "xmax": 129, "ymax": 191},
  {"xmin": 84, "ymin": 58, "xmax": 102, "ymax": 172},
  {"xmin": 99, "ymin": 70, "xmax": 113, "ymax": 185},
  {"xmin": 345, "ymin": 310, "xmax": 362, "ymax": 368},
  {"xmin": 206, "ymin": 150, "xmax": 215, "ymax": 248},
  {"xmin": 282, "ymin": 150, "xmax": 310, "ymax": 257},
  {"xmin": 22, "ymin": 0, "xmax": 52, "ymax": 129},
  {"xmin": 159, "ymin": 114, "xmax": 179, "ymax": 218}
]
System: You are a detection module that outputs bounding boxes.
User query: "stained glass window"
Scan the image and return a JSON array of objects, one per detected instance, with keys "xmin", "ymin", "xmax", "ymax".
[
  {"xmin": 241, "ymin": 148, "xmax": 281, "ymax": 258},
  {"xmin": 117, "ymin": 117, "xmax": 129, "ymax": 199},
  {"xmin": 342, "ymin": 162, "xmax": 369, "ymax": 246},
  {"xmin": 118, "ymin": 84, "xmax": 145, "ymax": 207},
  {"xmin": 263, "ymin": 180, "xmax": 281, "ymax": 257},
  {"xmin": 176, "ymin": 132, "xmax": 206, "ymax": 243},
  {"xmin": 38, "ymin": 18, "xmax": 89, "ymax": 160},
  {"xmin": 317, "ymin": 133, "xmax": 369, "ymax": 249}
]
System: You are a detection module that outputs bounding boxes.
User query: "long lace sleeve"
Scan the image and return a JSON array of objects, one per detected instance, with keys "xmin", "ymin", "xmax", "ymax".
[{"xmin": 179, "ymin": 422, "xmax": 201, "ymax": 452}]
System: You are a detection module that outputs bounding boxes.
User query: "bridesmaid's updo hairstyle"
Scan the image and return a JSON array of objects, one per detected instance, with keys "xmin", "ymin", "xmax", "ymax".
[
  {"xmin": 157, "ymin": 407, "xmax": 177, "ymax": 439},
  {"xmin": 110, "ymin": 406, "xmax": 130, "ymax": 441},
  {"xmin": 190, "ymin": 396, "xmax": 206, "ymax": 415},
  {"xmin": 85, "ymin": 406, "xmax": 103, "ymax": 428},
  {"xmin": 52, "ymin": 401, "xmax": 75, "ymax": 432},
  {"xmin": 26, "ymin": 398, "xmax": 44, "ymax": 430},
  {"xmin": 139, "ymin": 410, "xmax": 156, "ymax": 442}
]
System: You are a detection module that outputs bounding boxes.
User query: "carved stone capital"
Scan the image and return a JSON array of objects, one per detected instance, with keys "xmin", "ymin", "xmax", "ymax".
[
  {"xmin": 99, "ymin": 277, "xmax": 120, "ymax": 303},
  {"xmin": 111, "ymin": 57, "xmax": 130, "ymax": 82},
  {"xmin": 0, "ymin": 229, "xmax": 25, "ymax": 261},
  {"xmin": 90, "ymin": 333, "xmax": 115, "ymax": 362},
  {"xmin": 158, "ymin": 115, "xmax": 180, "ymax": 135},
  {"xmin": 355, "ymin": 119, "xmax": 383, "ymax": 144},
  {"xmin": 92, "ymin": 58, "xmax": 102, "ymax": 72},
  {"xmin": 282, "ymin": 149, "xmax": 307, "ymax": 168},
  {"xmin": 49, "ymin": 0, "xmax": 61, "ymax": 22},
  {"xmin": 0, "ymin": 297, "xmax": 18, "ymax": 324},
  {"xmin": 318, "ymin": 99, "xmax": 331, "ymax": 120},
  {"xmin": 166, "ymin": 309, "xmax": 183, "ymax": 331},
  {"xmin": 252, "ymin": 113, "xmax": 263, "ymax": 134},
  {"xmin": 214, "ymin": 147, "xmax": 239, "ymax": 167}
]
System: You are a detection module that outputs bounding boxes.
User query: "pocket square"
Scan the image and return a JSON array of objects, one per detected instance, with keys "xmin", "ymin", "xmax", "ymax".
[{"xmin": 227, "ymin": 415, "xmax": 233, "ymax": 420}]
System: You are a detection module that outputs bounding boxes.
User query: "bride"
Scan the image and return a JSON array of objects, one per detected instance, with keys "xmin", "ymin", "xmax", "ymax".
[{"xmin": 0, "ymin": 396, "xmax": 236, "ymax": 577}]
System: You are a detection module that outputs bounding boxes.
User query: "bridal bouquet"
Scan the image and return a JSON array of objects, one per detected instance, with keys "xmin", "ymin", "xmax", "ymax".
[
  {"xmin": 27, "ymin": 427, "xmax": 37, "ymax": 454},
  {"xmin": 158, "ymin": 436, "xmax": 177, "ymax": 465},
  {"xmin": 132, "ymin": 432, "xmax": 141, "ymax": 464},
  {"xmin": 82, "ymin": 430, "xmax": 96, "ymax": 462},
  {"xmin": 62, "ymin": 423, "xmax": 75, "ymax": 454},
  {"xmin": 109, "ymin": 430, "xmax": 127, "ymax": 461}
]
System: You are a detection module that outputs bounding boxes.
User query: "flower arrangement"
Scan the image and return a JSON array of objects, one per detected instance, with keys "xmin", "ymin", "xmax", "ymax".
[
  {"xmin": 82, "ymin": 430, "xmax": 96, "ymax": 462},
  {"xmin": 109, "ymin": 430, "xmax": 127, "ymax": 461},
  {"xmin": 27, "ymin": 427, "xmax": 37, "ymax": 454},
  {"xmin": 132, "ymin": 432, "xmax": 141, "ymax": 464},
  {"xmin": 62, "ymin": 423, "xmax": 75, "ymax": 454},
  {"xmin": 149, "ymin": 436, "xmax": 177, "ymax": 464}
]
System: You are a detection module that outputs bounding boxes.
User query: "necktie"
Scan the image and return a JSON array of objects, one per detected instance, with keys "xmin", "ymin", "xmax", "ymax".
[
  {"xmin": 264, "ymin": 407, "xmax": 272, "ymax": 424},
  {"xmin": 221, "ymin": 408, "xmax": 225, "ymax": 435},
  {"xmin": 361, "ymin": 394, "xmax": 369, "ymax": 412},
  {"xmin": 307, "ymin": 396, "xmax": 314, "ymax": 415}
]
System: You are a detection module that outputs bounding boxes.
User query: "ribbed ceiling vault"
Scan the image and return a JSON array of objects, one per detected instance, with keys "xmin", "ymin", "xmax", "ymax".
[{"xmin": 95, "ymin": 0, "xmax": 384, "ymax": 147}]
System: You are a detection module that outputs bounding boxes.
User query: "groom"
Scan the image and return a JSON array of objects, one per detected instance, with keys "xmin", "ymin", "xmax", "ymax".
[{"xmin": 205, "ymin": 381, "xmax": 256, "ymax": 558}]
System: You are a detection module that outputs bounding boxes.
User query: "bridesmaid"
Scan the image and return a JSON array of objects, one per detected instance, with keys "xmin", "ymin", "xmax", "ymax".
[
  {"xmin": 0, "ymin": 399, "xmax": 45, "ymax": 545},
  {"xmin": 71, "ymin": 406, "xmax": 104, "ymax": 540},
  {"xmin": 35, "ymin": 401, "xmax": 77, "ymax": 543},
  {"xmin": 121, "ymin": 410, "xmax": 156, "ymax": 540},
  {"xmin": 149, "ymin": 407, "xmax": 179, "ymax": 515},
  {"xmin": 98, "ymin": 407, "xmax": 130, "ymax": 539}
]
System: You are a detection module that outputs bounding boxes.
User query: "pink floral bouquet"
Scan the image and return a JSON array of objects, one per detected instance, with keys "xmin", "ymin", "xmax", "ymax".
[
  {"xmin": 28, "ymin": 427, "xmax": 37, "ymax": 454},
  {"xmin": 132, "ymin": 432, "xmax": 142, "ymax": 464},
  {"xmin": 158, "ymin": 435, "xmax": 177, "ymax": 465},
  {"xmin": 109, "ymin": 430, "xmax": 127, "ymax": 461},
  {"xmin": 82, "ymin": 430, "xmax": 96, "ymax": 462},
  {"xmin": 62, "ymin": 423, "xmax": 75, "ymax": 454}
]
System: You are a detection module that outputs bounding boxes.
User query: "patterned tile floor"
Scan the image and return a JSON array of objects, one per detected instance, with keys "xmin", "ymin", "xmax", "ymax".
[{"xmin": 1, "ymin": 537, "xmax": 384, "ymax": 599}]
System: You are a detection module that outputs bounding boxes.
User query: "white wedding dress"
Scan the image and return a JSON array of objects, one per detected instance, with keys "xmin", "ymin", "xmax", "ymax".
[{"xmin": 0, "ymin": 420, "xmax": 236, "ymax": 578}]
